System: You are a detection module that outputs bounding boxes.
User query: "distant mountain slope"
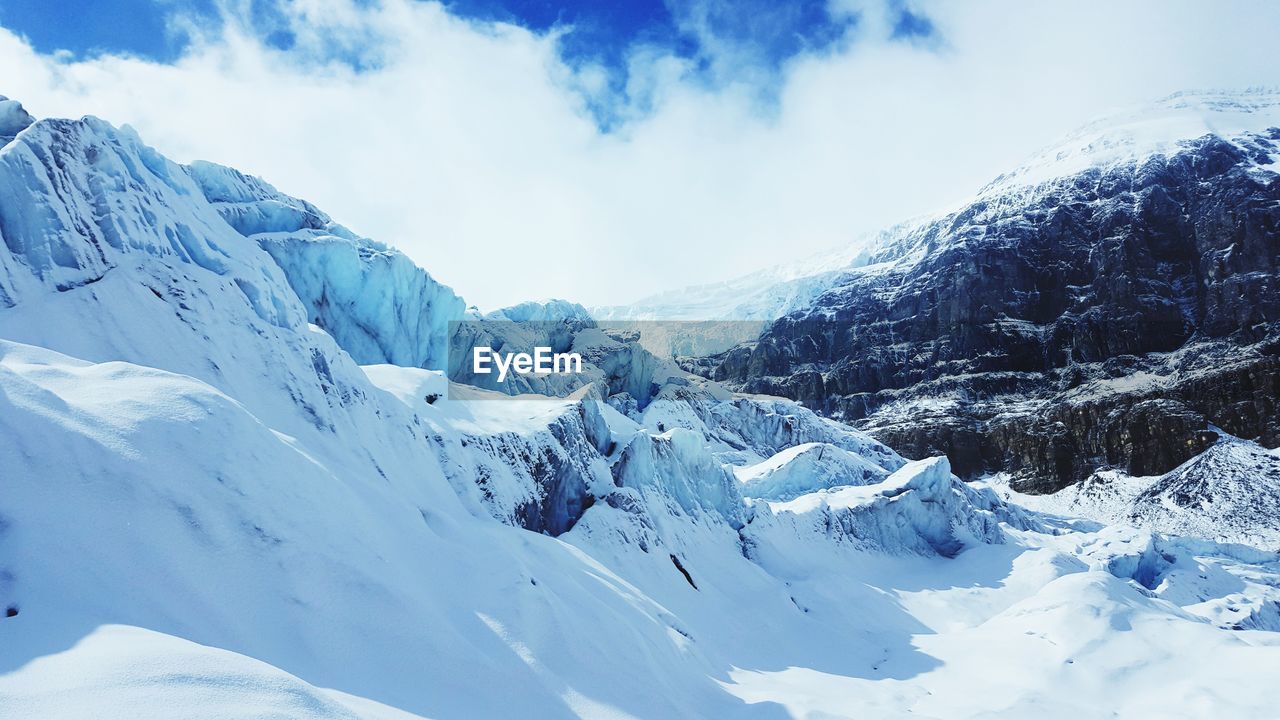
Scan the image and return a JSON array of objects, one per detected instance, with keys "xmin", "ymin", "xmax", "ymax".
[
  {"xmin": 590, "ymin": 239, "xmax": 873, "ymax": 322},
  {"xmin": 588, "ymin": 240, "xmax": 894, "ymax": 357}
]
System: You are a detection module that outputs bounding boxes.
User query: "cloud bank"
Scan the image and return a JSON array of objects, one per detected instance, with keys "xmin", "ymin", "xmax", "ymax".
[{"xmin": 1, "ymin": 0, "xmax": 1278, "ymax": 309}]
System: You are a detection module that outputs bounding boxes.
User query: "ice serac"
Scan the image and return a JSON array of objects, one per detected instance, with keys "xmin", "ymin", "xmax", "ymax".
[
  {"xmin": 488, "ymin": 298, "xmax": 595, "ymax": 324},
  {"xmin": 189, "ymin": 160, "xmax": 466, "ymax": 370},
  {"xmin": 735, "ymin": 442, "xmax": 891, "ymax": 501},
  {"xmin": 446, "ymin": 300, "xmax": 598, "ymax": 396},
  {"xmin": 363, "ymin": 363, "xmax": 616, "ymax": 535},
  {"xmin": 749, "ymin": 456, "xmax": 1027, "ymax": 558},
  {"xmin": 615, "ymin": 427, "xmax": 748, "ymax": 528}
]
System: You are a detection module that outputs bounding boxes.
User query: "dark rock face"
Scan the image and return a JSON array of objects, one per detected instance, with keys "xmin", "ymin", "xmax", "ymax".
[{"xmin": 711, "ymin": 131, "xmax": 1280, "ymax": 492}]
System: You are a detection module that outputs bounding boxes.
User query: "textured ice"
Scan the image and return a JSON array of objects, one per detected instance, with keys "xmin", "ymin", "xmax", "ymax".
[
  {"xmin": 754, "ymin": 457, "xmax": 1027, "ymax": 557},
  {"xmin": 735, "ymin": 441, "xmax": 892, "ymax": 501},
  {"xmin": 0, "ymin": 117, "xmax": 299, "ymax": 327},
  {"xmin": 487, "ymin": 298, "xmax": 594, "ymax": 324}
]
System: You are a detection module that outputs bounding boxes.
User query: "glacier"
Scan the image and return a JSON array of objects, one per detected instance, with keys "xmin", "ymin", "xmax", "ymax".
[{"xmin": 4, "ymin": 98, "xmax": 1280, "ymax": 720}]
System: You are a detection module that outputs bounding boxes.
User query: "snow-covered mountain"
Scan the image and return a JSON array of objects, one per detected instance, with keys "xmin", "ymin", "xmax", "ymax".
[
  {"xmin": 596, "ymin": 89, "xmax": 1280, "ymax": 366},
  {"xmin": 710, "ymin": 89, "xmax": 1280, "ymax": 512},
  {"xmin": 5, "ymin": 96, "xmax": 1280, "ymax": 719}
]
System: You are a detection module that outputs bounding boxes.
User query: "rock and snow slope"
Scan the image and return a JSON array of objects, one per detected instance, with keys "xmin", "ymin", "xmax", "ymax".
[
  {"xmin": 995, "ymin": 433, "xmax": 1280, "ymax": 550},
  {"xmin": 4, "ymin": 99, "xmax": 1280, "ymax": 719}
]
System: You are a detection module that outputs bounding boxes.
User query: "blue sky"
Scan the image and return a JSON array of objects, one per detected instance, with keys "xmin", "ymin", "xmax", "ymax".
[
  {"xmin": 0, "ymin": 0, "xmax": 935, "ymax": 126},
  {"xmin": 0, "ymin": 0, "xmax": 206, "ymax": 60},
  {"xmin": 1, "ymin": 1, "xmax": 1276, "ymax": 309},
  {"xmin": 0, "ymin": 0, "xmax": 927, "ymax": 63}
]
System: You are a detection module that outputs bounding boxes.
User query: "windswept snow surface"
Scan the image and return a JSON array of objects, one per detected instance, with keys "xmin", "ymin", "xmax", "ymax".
[
  {"xmin": 0, "ymin": 626, "xmax": 424, "ymax": 720},
  {"xmin": 4, "ymin": 101, "xmax": 1280, "ymax": 719}
]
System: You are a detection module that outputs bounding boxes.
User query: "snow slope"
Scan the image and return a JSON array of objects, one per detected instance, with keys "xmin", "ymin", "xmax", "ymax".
[
  {"xmin": 4, "ymin": 99, "xmax": 1280, "ymax": 719},
  {"xmin": 0, "ymin": 626, "xmax": 424, "ymax": 720}
]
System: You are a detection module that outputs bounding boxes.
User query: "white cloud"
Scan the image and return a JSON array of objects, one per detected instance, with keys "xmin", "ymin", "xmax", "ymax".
[{"xmin": 2, "ymin": 0, "xmax": 1278, "ymax": 309}]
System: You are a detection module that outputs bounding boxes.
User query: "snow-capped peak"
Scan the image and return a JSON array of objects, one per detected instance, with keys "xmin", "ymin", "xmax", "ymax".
[{"xmin": 985, "ymin": 87, "xmax": 1280, "ymax": 192}]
